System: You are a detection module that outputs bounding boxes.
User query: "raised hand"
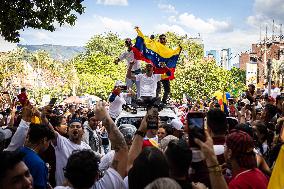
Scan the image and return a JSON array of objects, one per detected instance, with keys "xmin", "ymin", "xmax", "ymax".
[
  {"xmin": 22, "ymin": 104, "xmax": 34, "ymax": 122},
  {"xmin": 95, "ymin": 101, "xmax": 110, "ymax": 121},
  {"xmin": 194, "ymin": 130, "xmax": 217, "ymax": 166}
]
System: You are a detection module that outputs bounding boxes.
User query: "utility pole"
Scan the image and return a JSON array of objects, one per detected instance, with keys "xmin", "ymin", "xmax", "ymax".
[
  {"xmin": 260, "ymin": 25, "xmax": 262, "ymax": 43},
  {"xmin": 280, "ymin": 24, "xmax": 283, "ymax": 40},
  {"xmin": 263, "ymin": 26, "xmax": 268, "ymax": 84},
  {"xmin": 267, "ymin": 59, "xmax": 272, "ymax": 96}
]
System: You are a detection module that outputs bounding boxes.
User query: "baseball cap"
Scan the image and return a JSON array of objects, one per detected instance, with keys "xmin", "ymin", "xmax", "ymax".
[
  {"xmin": 114, "ymin": 80, "xmax": 125, "ymax": 87},
  {"xmin": 170, "ymin": 118, "xmax": 183, "ymax": 131},
  {"xmin": 0, "ymin": 128, "xmax": 12, "ymax": 142},
  {"xmin": 226, "ymin": 130, "xmax": 254, "ymax": 155},
  {"xmin": 118, "ymin": 124, "xmax": 137, "ymax": 141},
  {"xmin": 241, "ymin": 98, "xmax": 250, "ymax": 105},
  {"xmin": 225, "ymin": 130, "xmax": 257, "ymax": 170}
]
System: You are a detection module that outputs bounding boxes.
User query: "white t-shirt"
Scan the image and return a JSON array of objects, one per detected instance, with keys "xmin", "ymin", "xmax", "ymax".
[
  {"xmin": 92, "ymin": 167, "xmax": 126, "ymax": 189},
  {"xmin": 135, "ymin": 74, "xmax": 161, "ymax": 97},
  {"xmin": 263, "ymin": 87, "xmax": 281, "ymax": 99},
  {"xmin": 109, "ymin": 93, "xmax": 127, "ymax": 119},
  {"xmin": 119, "ymin": 51, "xmax": 141, "ymax": 71},
  {"xmin": 54, "ymin": 168, "xmax": 126, "ymax": 189},
  {"xmin": 99, "ymin": 150, "xmax": 115, "ymax": 172},
  {"xmin": 53, "ymin": 134, "xmax": 91, "ymax": 186}
]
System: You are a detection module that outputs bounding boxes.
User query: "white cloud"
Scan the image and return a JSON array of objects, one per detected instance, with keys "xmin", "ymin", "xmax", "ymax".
[
  {"xmin": 19, "ymin": 14, "xmax": 134, "ymax": 46},
  {"xmin": 154, "ymin": 24, "xmax": 187, "ymax": 35},
  {"xmin": 158, "ymin": 4, "xmax": 178, "ymax": 14},
  {"xmin": 0, "ymin": 36, "xmax": 17, "ymax": 52},
  {"xmin": 97, "ymin": 16, "xmax": 133, "ymax": 32},
  {"xmin": 33, "ymin": 32, "xmax": 51, "ymax": 41},
  {"xmin": 178, "ymin": 13, "xmax": 233, "ymax": 33},
  {"xmin": 168, "ymin": 15, "xmax": 177, "ymax": 23},
  {"xmin": 96, "ymin": 0, "xmax": 128, "ymax": 6},
  {"xmin": 247, "ymin": 0, "xmax": 284, "ymax": 27}
]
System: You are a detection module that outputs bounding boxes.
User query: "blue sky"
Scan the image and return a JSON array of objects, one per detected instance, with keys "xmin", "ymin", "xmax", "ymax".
[{"xmin": 1, "ymin": 0, "xmax": 284, "ymax": 65}]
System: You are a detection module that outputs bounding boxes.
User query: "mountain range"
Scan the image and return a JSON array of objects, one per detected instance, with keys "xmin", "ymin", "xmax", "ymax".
[{"xmin": 17, "ymin": 44, "xmax": 85, "ymax": 60}]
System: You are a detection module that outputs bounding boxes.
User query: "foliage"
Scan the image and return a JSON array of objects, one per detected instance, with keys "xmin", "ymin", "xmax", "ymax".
[
  {"xmin": 0, "ymin": 48, "xmax": 77, "ymax": 103},
  {"xmin": 74, "ymin": 33, "xmax": 127, "ymax": 99},
  {"xmin": 272, "ymin": 59, "xmax": 284, "ymax": 86},
  {"xmin": 73, "ymin": 31, "xmax": 246, "ymax": 100},
  {"xmin": 18, "ymin": 44, "xmax": 85, "ymax": 60},
  {"xmin": 0, "ymin": 0, "xmax": 85, "ymax": 42},
  {"xmin": 0, "ymin": 31, "xmax": 246, "ymax": 102},
  {"xmin": 171, "ymin": 59, "xmax": 246, "ymax": 100}
]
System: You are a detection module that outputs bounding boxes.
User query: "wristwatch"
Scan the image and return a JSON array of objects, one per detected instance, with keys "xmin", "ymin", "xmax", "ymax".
[{"xmin": 135, "ymin": 130, "xmax": 146, "ymax": 137}]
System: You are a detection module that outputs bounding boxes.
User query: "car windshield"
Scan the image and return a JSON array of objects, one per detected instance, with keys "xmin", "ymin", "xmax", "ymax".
[{"xmin": 116, "ymin": 116, "xmax": 176, "ymax": 128}]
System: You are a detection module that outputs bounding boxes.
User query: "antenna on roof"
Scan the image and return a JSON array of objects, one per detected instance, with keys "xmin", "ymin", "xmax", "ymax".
[
  {"xmin": 260, "ymin": 25, "xmax": 262, "ymax": 43},
  {"xmin": 280, "ymin": 24, "xmax": 283, "ymax": 40},
  {"xmin": 265, "ymin": 25, "xmax": 268, "ymax": 42},
  {"xmin": 272, "ymin": 19, "xmax": 275, "ymax": 42}
]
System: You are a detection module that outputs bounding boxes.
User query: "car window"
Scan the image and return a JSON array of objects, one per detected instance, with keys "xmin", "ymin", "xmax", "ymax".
[{"xmin": 116, "ymin": 116, "xmax": 175, "ymax": 128}]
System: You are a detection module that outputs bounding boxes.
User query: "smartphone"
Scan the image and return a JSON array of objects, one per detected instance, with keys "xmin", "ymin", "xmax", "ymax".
[
  {"xmin": 147, "ymin": 107, "xmax": 159, "ymax": 130},
  {"xmin": 187, "ymin": 112, "xmax": 205, "ymax": 148},
  {"xmin": 49, "ymin": 98, "xmax": 57, "ymax": 106}
]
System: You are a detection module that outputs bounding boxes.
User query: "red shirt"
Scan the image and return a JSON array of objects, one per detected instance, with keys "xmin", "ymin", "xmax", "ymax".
[
  {"xmin": 17, "ymin": 92, "xmax": 28, "ymax": 105},
  {"xmin": 229, "ymin": 168, "xmax": 268, "ymax": 189}
]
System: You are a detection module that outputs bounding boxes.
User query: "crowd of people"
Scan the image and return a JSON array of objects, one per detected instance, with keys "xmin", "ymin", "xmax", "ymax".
[
  {"xmin": 1, "ymin": 79, "xmax": 284, "ymax": 189},
  {"xmin": 0, "ymin": 27, "xmax": 284, "ymax": 189}
]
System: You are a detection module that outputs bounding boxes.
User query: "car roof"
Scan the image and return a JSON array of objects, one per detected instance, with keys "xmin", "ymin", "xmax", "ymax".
[{"xmin": 116, "ymin": 106, "xmax": 178, "ymax": 120}]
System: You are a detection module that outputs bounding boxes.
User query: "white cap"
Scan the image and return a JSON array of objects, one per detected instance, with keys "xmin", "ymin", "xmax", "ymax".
[
  {"xmin": 241, "ymin": 98, "xmax": 250, "ymax": 105},
  {"xmin": 114, "ymin": 80, "xmax": 125, "ymax": 87},
  {"xmin": 170, "ymin": 118, "xmax": 183, "ymax": 131}
]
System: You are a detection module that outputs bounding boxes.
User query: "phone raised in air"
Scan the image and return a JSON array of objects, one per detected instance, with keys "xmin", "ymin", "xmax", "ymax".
[
  {"xmin": 48, "ymin": 98, "xmax": 57, "ymax": 107},
  {"xmin": 187, "ymin": 112, "xmax": 205, "ymax": 148},
  {"xmin": 147, "ymin": 107, "xmax": 159, "ymax": 130}
]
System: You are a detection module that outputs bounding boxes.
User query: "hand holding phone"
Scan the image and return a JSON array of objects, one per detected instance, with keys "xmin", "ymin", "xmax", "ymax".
[
  {"xmin": 187, "ymin": 112, "xmax": 205, "ymax": 148},
  {"xmin": 49, "ymin": 98, "xmax": 57, "ymax": 107},
  {"xmin": 147, "ymin": 107, "xmax": 159, "ymax": 130}
]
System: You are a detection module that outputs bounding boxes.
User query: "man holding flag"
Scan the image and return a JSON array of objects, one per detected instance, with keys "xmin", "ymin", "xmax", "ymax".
[{"xmin": 133, "ymin": 26, "xmax": 182, "ymax": 105}]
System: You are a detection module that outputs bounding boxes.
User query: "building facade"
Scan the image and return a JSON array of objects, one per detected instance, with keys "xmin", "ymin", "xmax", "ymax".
[{"xmin": 239, "ymin": 39, "xmax": 284, "ymax": 86}]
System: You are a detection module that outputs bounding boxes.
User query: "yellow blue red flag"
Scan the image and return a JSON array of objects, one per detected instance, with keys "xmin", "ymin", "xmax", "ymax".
[
  {"xmin": 268, "ymin": 144, "xmax": 284, "ymax": 189},
  {"xmin": 134, "ymin": 28, "xmax": 182, "ymax": 80}
]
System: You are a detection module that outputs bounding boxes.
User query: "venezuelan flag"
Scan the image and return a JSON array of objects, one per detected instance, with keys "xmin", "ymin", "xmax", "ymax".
[
  {"xmin": 134, "ymin": 28, "xmax": 182, "ymax": 80},
  {"xmin": 268, "ymin": 144, "xmax": 284, "ymax": 189}
]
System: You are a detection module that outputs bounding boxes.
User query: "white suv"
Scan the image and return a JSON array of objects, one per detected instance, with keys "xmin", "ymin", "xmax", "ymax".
[{"xmin": 115, "ymin": 106, "xmax": 178, "ymax": 128}]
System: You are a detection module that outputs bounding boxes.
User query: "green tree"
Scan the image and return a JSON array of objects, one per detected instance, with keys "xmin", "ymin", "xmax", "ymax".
[
  {"xmin": 74, "ymin": 33, "xmax": 127, "ymax": 99},
  {"xmin": 0, "ymin": 0, "xmax": 85, "ymax": 42}
]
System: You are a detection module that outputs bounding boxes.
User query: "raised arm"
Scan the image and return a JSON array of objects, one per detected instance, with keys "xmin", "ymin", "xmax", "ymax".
[
  {"xmin": 8, "ymin": 106, "xmax": 16, "ymax": 128},
  {"xmin": 5, "ymin": 105, "xmax": 33, "ymax": 151},
  {"xmin": 95, "ymin": 101, "xmax": 128, "ymax": 177},
  {"xmin": 38, "ymin": 105, "xmax": 59, "ymax": 145},
  {"xmin": 127, "ymin": 114, "xmax": 147, "ymax": 172},
  {"xmin": 195, "ymin": 131, "xmax": 228, "ymax": 189},
  {"xmin": 126, "ymin": 61, "xmax": 136, "ymax": 80}
]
